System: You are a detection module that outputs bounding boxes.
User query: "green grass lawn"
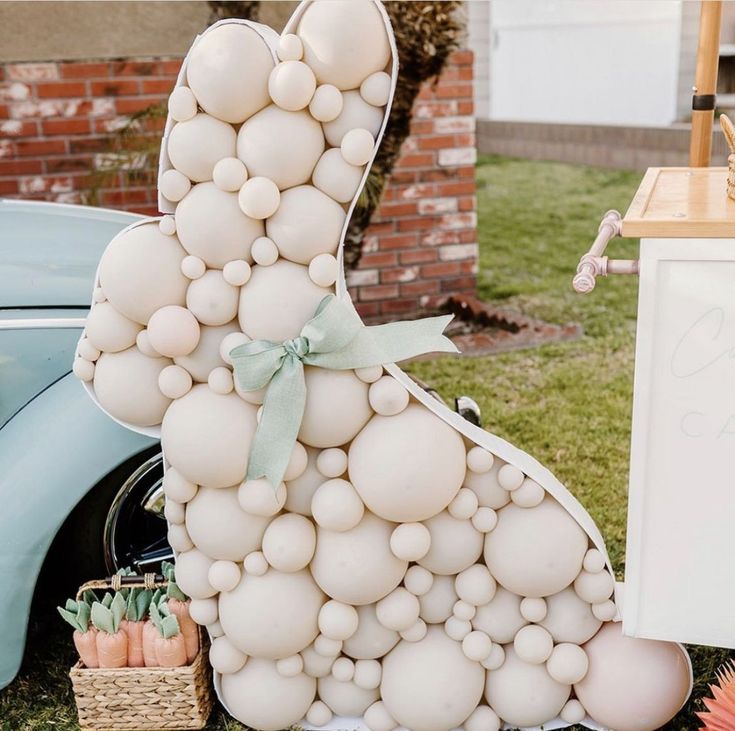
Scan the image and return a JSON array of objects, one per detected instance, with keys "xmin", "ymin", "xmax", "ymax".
[{"xmin": 2, "ymin": 155, "xmax": 731, "ymax": 730}]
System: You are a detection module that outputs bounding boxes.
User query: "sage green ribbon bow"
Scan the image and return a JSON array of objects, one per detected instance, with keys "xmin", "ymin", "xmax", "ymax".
[{"xmin": 230, "ymin": 294, "xmax": 457, "ymax": 487}]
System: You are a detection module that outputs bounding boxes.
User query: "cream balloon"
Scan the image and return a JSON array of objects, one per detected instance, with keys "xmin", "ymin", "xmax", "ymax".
[
  {"xmin": 219, "ymin": 659, "xmax": 316, "ymax": 731},
  {"xmin": 278, "ymin": 655, "xmax": 305, "ymax": 678},
  {"xmin": 418, "ymin": 511, "xmax": 483, "ymax": 576},
  {"xmin": 238, "ymin": 478, "xmax": 287, "ymax": 517},
  {"xmin": 238, "ymin": 177, "xmax": 281, "ymax": 220},
  {"xmin": 514, "ymin": 624, "xmax": 554, "ymax": 664},
  {"xmin": 210, "ymin": 636, "xmax": 248, "ymax": 674},
  {"xmin": 98, "ymin": 222, "xmax": 189, "ymax": 325},
  {"xmin": 161, "ymin": 384, "xmax": 258, "ymax": 487},
  {"xmin": 540, "ymin": 586, "xmax": 602, "ymax": 645},
  {"xmin": 311, "ymin": 512, "xmax": 407, "ymax": 605},
  {"xmin": 466, "ymin": 446, "xmax": 494, "ymax": 474},
  {"xmin": 212, "ymin": 156, "xmax": 248, "ymax": 192},
  {"xmin": 262, "ymin": 513, "xmax": 316, "ymax": 572},
  {"xmin": 331, "ymin": 656, "xmax": 355, "ymax": 682},
  {"xmin": 186, "ymin": 270, "xmax": 239, "ymax": 327},
  {"xmin": 219, "ymin": 568, "xmax": 325, "ymax": 659},
  {"xmin": 547, "ymin": 642, "xmax": 589, "ymax": 685},
  {"xmin": 380, "ymin": 626, "xmax": 485, "ymax": 731},
  {"xmin": 318, "ymin": 600, "xmax": 359, "ymax": 642},
  {"xmin": 574, "ymin": 568, "xmax": 615, "ymax": 604},
  {"xmin": 311, "ymin": 478, "xmax": 365, "ymax": 532},
  {"xmin": 308, "ymin": 253, "xmax": 339, "ymax": 288},
  {"xmin": 265, "ymin": 185, "xmax": 345, "ymax": 266},
  {"xmin": 159, "ymin": 169, "xmax": 191, "ymax": 203},
  {"xmin": 368, "ymin": 376, "xmax": 409, "ymax": 417},
  {"xmin": 167, "ymin": 113, "xmax": 236, "ymax": 182},
  {"xmin": 309, "ymin": 84, "xmax": 343, "ymax": 123},
  {"xmin": 278, "ymin": 33, "xmax": 303, "ymax": 62},
  {"xmin": 484, "ymin": 497, "xmax": 588, "ymax": 597},
  {"xmin": 364, "ymin": 701, "xmax": 397, "ymax": 731},
  {"xmin": 343, "ymin": 603, "xmax": 399, "ymax": 660},
  {"xmin": 318, "ymin": 674, "xmax": 379, "ymax": 716},
  {"xmin": 376, "ymin": 588, "xmax": 420, "ymax": 632},
  {"xmin": 158, "ymin": 364, "xmax": 193, "ymax": 399},
  {"xmin": 237, "ymin": 106, "xmax": 324, "ymax": 190},
  {"xmin": 312, "ymin": 148, "xmax": 363, "ymax": 204},
  {"xmin": 168, "ymin": 85, "xmax": 197, "ymax": 122},
  {"xmin": 316, "ymin": 447, "xmax": 348, "ymax": 478},
  {"xmin": 175, "ymin": 548, "xmax": 216, "ymax": 599},
  {"xmin": 471, "ymin": 586, "xmax": 527, "ymax": 644},
  {"xmin": 299, "ymin": 367, "xmax": 371, "ymax": 448},
  {"xmin": 188, "ymin": 596, "xmax": 218, "ymax": 626},
  {"xmin": 146, "ymin": 305, "xmax": 200, "ymax": 358},
  {"xmin": 160, "ymin": 214, "xmax": 177, "ymax": 237},
  {"xmin": 93, "ymin": 348, "xmax": 172, "ymax": 427},
  {"xmin": 389, "ymin": 522, "xmax": 431, "ymax": 562},
  {"xmin": 302, "ymin": 644, "xmax": 334, "ymax": 678},
  {"xmin": 208, "ymin": 560, "xmax": 241, "ymax": 593},
  {"xmin": 323, "ymin": 90, "xmax": 385, "ymax": 147},
  {"xmin": 360, "ymin": 71, "xmax": 392, "ymax": 107},
  {"xmin": 285, "ymin": 446, "xmax": 322, "ymax": 516},
  {"xmin": 163, "ymin": 467, "xmax": 197, "ymax": 503},
  {"xmin": 484, "ymin": 646, "xmax": 570, "ymax": 728},
  {"xmin": 454, "ymin": 564, "xmax": 496, "ymax": 607},
  {"xmin": 186, "ymin": 23, "xmax": 273, "ymax": 123},
  {"xmin": 575, "ymin": 622, "xmax": 691, "ymax": 731},
  {"xmin": 349, "ymin": 405, "xmax": 466, "ymax": 522},
  {"xmin": 185, "ymin": 485, "xmax": 269, "ymax": 561},
  {"xmin": 250, "ymin": 236, "xmax": 279, "ymax": 266},
  {"xmin": 462, "ymin": 458, "xmax": 511, "ymax": 510},
  {"xmin": 418, "ymin": 574, "xmax": 457, "ymax": 624},
  {"xmin": 85, "ymin": 302, "xmax": 142, "ymax": 354},
  {"xmin": 511, "ymin": 477, "xmax": 546, "ymax": 508},
  {"xmin": 223, "ymin": 259, "xmax": 252, "ymax": 287},
  {"xmin": 174, "ymin": 320, "xmax": 240, "ymax": 382},
  {"xmin": 238, "ymin": 260, "xmax": 331, "ymax": 342},
  {"xmin": 464, "ymin": 706, "xmax": 501, "ymax": 731},
  {"xmin": 341, "ymin": 128, "xmax": 375, "ymax": 166},
  {"xmin": 298, "ymin": 0, "xmax": 391, "ymax": 90},
  {"xmin": 175, "ymin": 183, "xmax": 263, "ymax": 268},
  {"xmin": 268, "ymin": 60, "xmax": 316, "ymax": 112}
]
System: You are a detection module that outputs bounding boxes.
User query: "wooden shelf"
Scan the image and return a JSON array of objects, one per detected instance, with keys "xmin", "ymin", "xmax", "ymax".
[{"xmin": 622, "ymin": 167, "xmax": 735, "ymax": 237}]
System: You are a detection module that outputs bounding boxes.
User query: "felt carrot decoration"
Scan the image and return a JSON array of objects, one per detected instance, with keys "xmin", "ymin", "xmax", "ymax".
[
  {"xmin": 120, "ymin": 587, "xmax": 152, "ymax": 667},
  {"xmin": 143, "ymin": 589, "xmax": 163, "ymax": 667},
  {"xmin": 90, "ymin": 592, "xmax": 128, "ymax": 668},
  {"xmin": 58, "ymin": 598, "xmax": 98, "ymax": 668},
  {"xmin": 162, "ymin": 561, "xmax": 199, "ymax": 662},
  {"xmin": 151, "ymin": 601, "xmax": 187, "ymax": 668}
]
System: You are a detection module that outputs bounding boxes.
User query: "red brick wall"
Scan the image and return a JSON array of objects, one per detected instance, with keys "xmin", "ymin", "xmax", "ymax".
[{"xmin": 0, "ymin": 50, "xmax": 476, "ymax": 319}]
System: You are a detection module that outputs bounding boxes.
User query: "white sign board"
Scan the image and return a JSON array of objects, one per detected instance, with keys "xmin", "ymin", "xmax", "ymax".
[{"xmin": 625, "ymin": 238, "xmax": 735, "ymax": 648}]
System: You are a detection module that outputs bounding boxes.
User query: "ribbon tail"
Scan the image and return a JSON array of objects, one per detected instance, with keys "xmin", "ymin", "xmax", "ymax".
[
  {"xmin": 245, "ymin": 354, "xmax": 306, "ymax": 488},
  {"xmin": 311, "ymin": 314, "xmax": 459, "ymax": 371}
]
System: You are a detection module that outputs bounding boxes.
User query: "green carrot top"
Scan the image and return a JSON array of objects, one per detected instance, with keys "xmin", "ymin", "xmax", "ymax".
[
  {"xmin": 150, "ymin": 600, "xmax": 181, "ymax": 640},
  {"xmin": 90, "ymin": 592, "xmax": 126, "ymax": 635},
  {"xmin": 161, "ymin": 560, "xmax": 188, "ymax": 603},
  {"xmin": 57, "ymin": 598, "xmax": 91, "ymax": 634}
]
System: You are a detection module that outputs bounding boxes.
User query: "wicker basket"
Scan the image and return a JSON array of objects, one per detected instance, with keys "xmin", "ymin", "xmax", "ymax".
[
  {"xmin": 728, "ymin": 154, "xmax": 735, "ymax": 201},
  {"xmin": 69, "ymin": 574, "xmax": 214, "ymax": 730}
]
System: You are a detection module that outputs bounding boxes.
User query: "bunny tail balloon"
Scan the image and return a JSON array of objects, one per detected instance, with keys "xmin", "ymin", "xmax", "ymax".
[{"xmin": 73, "ymin": 2, "xmax": 693, "ymax": 729}]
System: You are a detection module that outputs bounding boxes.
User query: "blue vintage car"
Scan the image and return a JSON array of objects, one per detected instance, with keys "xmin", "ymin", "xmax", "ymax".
[{"xmin": 0, "ymin": 199, "xmax": 171, "ymax": 690}]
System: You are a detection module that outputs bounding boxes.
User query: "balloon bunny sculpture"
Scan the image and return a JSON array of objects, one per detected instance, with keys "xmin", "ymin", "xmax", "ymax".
[{"xmin": 74, "ymin": 2, "xmax": 693, "ymax": 729}]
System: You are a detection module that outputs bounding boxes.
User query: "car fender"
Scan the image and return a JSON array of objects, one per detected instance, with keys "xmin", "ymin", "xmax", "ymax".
[{"xmin": 0, "ymin": 373, "xmax": 155, "ymax": 689}]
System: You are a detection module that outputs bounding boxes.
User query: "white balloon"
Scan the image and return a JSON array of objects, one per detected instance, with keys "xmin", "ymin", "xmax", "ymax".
[
  {"xmin": 250, "ymin": 236, "xmax": 279, "ymax": 267},
  {"xmin": 237, "ymin": 106, "xmax": 324, "ymax": 190},
  {"xmin": 511, "ymin": 477, "xmax": 546, "ymax": 508},
  {"xmin": 209, "ymin": 636, "xmax": 248, "ymax": 674},
  {"xmin": 368, "ymin": 376, "xmax": 409, "ymax": 417},
  {"xmin": 466, "ymin": 446, "xmax": 494, "ymax": 474},
  {"xmin": 360, "ymin": 71, "xmax": 392, "ymax": 107},
  {"xmin": 341, "ymin": 128, "xmax": 375, "ymax": 166},
  {"xmin": 311, "ymin": 512, "xmax": 407, "ymax": 605},
  {"xmin": 471, "ymin": 506, "xmax": 498, "ymax": 533},
  {"xmin": 93, "ymin": 348, "xmax": 172, "ymax": 427},
  {"xmin": 484, "ymin": 497, "xmax": 588, "ymax": 597},
  {"xmin": 262, "ymin": 513, "xmax": 316, "ymax": 572},
  {"xmin": 72, "ymin": 358, "xmax": 95, "ymax": 382},
  {"xmin": 560, "ymin": 699, "xmax": 586, "ymax": 724},
  {"xmin": 592, "ymin": 600, "xmax": 617, "ymax": 622},
  {"xmin": 520, "ymin": 596, "xmax": 548, "ymax": 623},
  {"xmin": 547, "ymin": 643, "xmax": 589, "ymax": 685},
  {"xmin": 314, "ymin": 634, "xmax": 342, "ymax": 658},
  {"xmin": 163, "ymin": 467, "xmax": 197, "ymax": 503},
  {"xmin": 312, "ymin": 148, "xmax": 363, "ymax": 204},
  {"xmin": 186, "ymin": 270, "xmax": 239, "ymax": 326},
  {"xmin": 175, "ymin": 548, "xmax": 215, "ymax": 599},
  {"xmin": 444, "ymin": 616, "xmax": 471, "ymax": 641},
  {"xmin": 315, "ymin": 448, "xmax": 348, "ymax": 478},
  {"xmin": 418, "ymin": 510, "xmax": 483, "ymax": 576},
  {"xmin": 186, "ymin": 23, "xmax": 273, "ymax": 123},
  {"xmin": 268, "ymin": 60, "xmax": 316, "ymax": 112},
  {"xmin": 418, "ymin": 574, "xmax": 457, "ymax": 624},
  {"xmin": 167, "ymin": 524, "xmax": 193, "ymax": 552},
  {"xmin": 161, "ymin": 384, "xmax": 258, "ymax": 487},
  {"xmin": 400, "ymin": 618, "xmax": 428, "ymax": 643},
  {"xmin": 98, "ymin": 222, "xmax": 189, "ymax": 324},
  {"xmin": 220, "ymin": 659, "xmax": 316, "ymax": 731},
  {"xmin": 238, "ymin": 260, "xmax": 331, "ymax": 342},
  {"xmin": 311, "ymin": 478, "xmax": 365, "ymax": 532},
  {"xmin": 238, "ymin": 177, "xmax": 281, "ymax": 220},
  {"xmin": 278, "ymin": 33, "xmax": 303, "ymax": 62},
  {"xmin": 181, "ymin": 255, "xmax": 206, "ymax": 280},
  {"xmin": 453, "ymin": 600, "xmax": 476, "ymax": 621},
  {"xmin": 497, "ymin": 463, "xmax": 524, "ymax": 491},
  {"xmin": 298, "ymin": 0, "xmax": 391, "ymax": 90},
  {"xmin": 175, "ymin": 320, "xmax": 240, "ymax": 382},
  {"xmin": 323, "ymin": 90, "xmax": 385, "ymax": 147},
  {"xmin": 167, "ymin": 113, "xmax": 236, "ymax": 182},
  {"xmin": 462, "ymin": 630, "xmax": 493, "ymax": 662},
  {"xmin": 306, "ymin": 700, "xmax": 332, "ymax": 727},
  {"xmin": 354, "ymin": 658, "xmax": 382, "ymax": 690},
  {"xmin": 158, "ymin": 215, "xmax": 176, "ymax": 236},
  {"xmin": 276, "ymin": 654, "xmax": 304, "ymax": 677},
  {"xmin": 85, "ymin": 302, "xmax": 142, "ymax": 353},
  {"xmin": 308, "ymin": 252, "xmax": 339, "ymax": 288},
  {"xmin": 309, "ymin": 84, "xmax": 343, "ymax": 123},
  {"xmin": 266, "ymin": 185, "xmax": 345, "ymax": 265},
  {"xmin": 223, "ymin": 259, "xmax": 252, "ymax": 287},
  {"xmin": 471, "ymin": 587, "xmax": 527, "ymax": 644},
  {"xmin": 219, "ymin": 568, "xmax": 325, "ymax": 659},
  {"xmin": 213, "ymin": 157, "xmax": 248, "ymax": 192},
  {"xmin": 318, "ymin": 674, "xmax": 379, "ymax": 716},
  {"xmin": 343, "ymin": 604, "xmax": 399, "ymax": 660},
  {"xmin": 175, "ymin": 182, "xmax": 263, "ymax": 268},
  {"xmin": 514, "ymin": 624, "xmax": 554, "ymax": 664},
  {"xmin": 455, "ymin": 564, "xmax": 496, "ymax": 607},
  {"xmin": 186, "ymin": 485, "xmax": 269, "ymax": 561},
  {"xmin": 318, "ymin": 600, "xmax": 359, "ymax": 642},
  {"xmin": 208, "ymin": 560, "xmax": 241, "ymax": 593},
  {"xmin": 540, "ymin": 586, "xmax": 602, "ymax": 644},
  {"xmin": 389, "ymin": 522, "xmax": 431, "ymax": 562},
  {"xmin": 284, "ymin": 441, "xmax": 309, "ymax": 481},
  {"xmin": 349, "ymin": 405, "xmax": 466, "ymax": 522},
  {"xmin": 168, "ymin": 85, "xmax": 197, "ymax": 122},
  {"xmin": 147, "ymin": 305, "xmax": 200, "ymax": 358},
  {"xmin": 364, "ymin": 701, "xmax": 398, "ymax": 731},
  {"xmin": 77, "ymin": 338, "xmax": 100, "ymax": 362},
  {"xmin": 188, "ymin": 596, "xmax": 218, "ymax": 626},
  {"xmin": 583, "ymin": 548, "xmax": 607, "ymax": 574},
  {"xmin": 208, "ymin": 366, "xmax": 233, "ymax": 394},
  {"xmin": 447, "ymin": 487, "xmax": 479, "ymax": 520},
  {"xmin": 463, "ymin": 458, "xmax": 511, "ymax": 510},
  {"xmin": 464, "ymin": 706, "xmax": 501, "ymax": 731},
  {"xmin": 380, "ymin": 626, "xmax": 485, "ymax": 731},
  {"xmin": 331, "ymin": 656, "xmax": 355, "ymax": 682},
  {"xmin": 376, "ymin": 588, "xmax": 420, "ymax": 632},
  {"xmin": 403, "ymin": 565, "xmax": 433, "ymax": 597},
  {"xmin": 574, "ymin": 568, "xmax": 615, "ymax": 604},
  {"xmin": 160, "ymin": 169, "xmax": 191, "ymax": 203},
  {"xmin": 484, "ymin": 646, "xmax": 570, "ymax": 728},
  {"xmin": 244, "ymin": 551, "xmax": 269, "ymax": 576},
  {"xmin": 238, "ymin": 478, "xmax": 287, "ymax": 517},
  {"xmin": 158, "ymin": 364, "xmax": 193, "ymax": 399}
]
